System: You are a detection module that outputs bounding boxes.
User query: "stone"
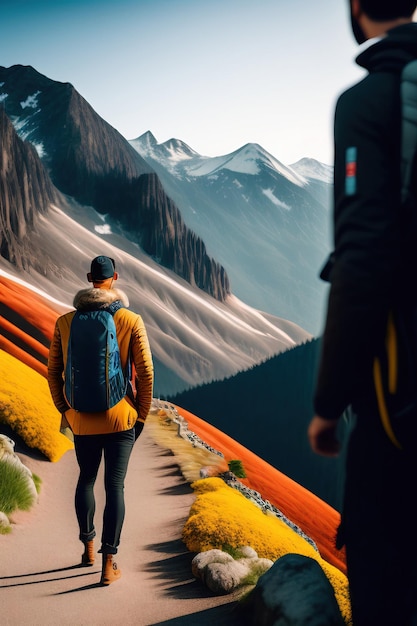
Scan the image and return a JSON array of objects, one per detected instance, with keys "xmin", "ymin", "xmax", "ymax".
[
  {"xmin": 192, "ymin": 547, "xmax": 274, "ymax": 595},
  {"xmin": 192, "ymin": 549, "xmax": 234, "ymax": 579},
  {"xmin": 204, "ymin": 560, "xmax": 250, "ymax": 594},
  {"xmin": 243, "ymin": 553, "xmax": 345, "ymax": 625}
]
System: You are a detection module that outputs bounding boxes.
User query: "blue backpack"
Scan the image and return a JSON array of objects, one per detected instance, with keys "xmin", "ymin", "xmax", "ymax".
[{"xmin": 64, "ymin": 300, "xmax": 130, "ymax": 412}]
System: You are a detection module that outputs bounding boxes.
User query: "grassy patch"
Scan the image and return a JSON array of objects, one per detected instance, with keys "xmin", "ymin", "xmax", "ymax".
[
  {"xmin": 32, "ymin": 473, "xmax": 42, "ymax": 493},
  {"xmin": 0, "ymin": 461, "xmax": 38, "ymax": 515}
]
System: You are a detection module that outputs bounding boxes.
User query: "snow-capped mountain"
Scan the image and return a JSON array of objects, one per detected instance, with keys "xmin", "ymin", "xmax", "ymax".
[
  {"xmin": 0, "ymin": 65, "xmax": 312, "ymax": 397},
  {"xmin": 0, "ymin": 65, "xmax": 230, "ymax": 302},
  {"xmin": 289, "ymin": 157, "xmax": 333, "ymax": 184},
  {"xmin": 130, "ymin": 133, "xmax": 332, "ymax": 334}
]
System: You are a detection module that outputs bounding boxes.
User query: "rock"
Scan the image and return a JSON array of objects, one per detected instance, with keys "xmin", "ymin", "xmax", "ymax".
[
  {"xmin": 243, "ymin": 553, "xmax": 345, "ymax": 625},
  {"xmin": 238, "ymin": 546, "xmax": 258, "ymax": 558},
  {"xmin": 0, "ymin": 109, "xmax": 60, "ymax": 269},
  {"xmin": 192, "ymin": 547, "xmax": 274, "ymax": 595},
  {"xmin": 192, "ymin": 549, "xmax": 233, "ymax": 579},
  {"xmin": 204, "ymin": 560, "xmax": 250, "ymax": 595},
  {"xmin": 199, "ymin": 465, "xmax": 220, "ymax": 478}
]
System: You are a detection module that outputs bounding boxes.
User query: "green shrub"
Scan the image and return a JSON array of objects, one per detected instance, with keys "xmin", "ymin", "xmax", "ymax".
[
  {"xmin": 228, "ymin": 459, "xmax": 247, "ymax": 478},
  {"xmin": 0, "ymin": 461, "xmax": 38, "ymax": 515},
  {"xmin": 0, "ymin": 514, "xmax": 12, "ymax": 535},
  {"xmin": 32, "ymin": 473, "xmax": 42, "ymax": 493}
]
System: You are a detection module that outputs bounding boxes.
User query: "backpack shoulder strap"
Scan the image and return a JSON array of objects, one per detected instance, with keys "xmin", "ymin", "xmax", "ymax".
[
  {"xmin": 105, "ymin": 299, "xmax": 125, "ymax": 316},
  {"xmin": 401, "ymin": 59, "xmax": 417, "ymax": 204},
  {"xmin": 104, "ymin": 299, "xmax": 132, "ymax": 380}
]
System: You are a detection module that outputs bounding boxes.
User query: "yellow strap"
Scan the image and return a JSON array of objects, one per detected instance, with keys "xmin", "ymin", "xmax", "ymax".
[{"xmin": 373, "ymin": 357, "xmax": 402, "ymax": 449}]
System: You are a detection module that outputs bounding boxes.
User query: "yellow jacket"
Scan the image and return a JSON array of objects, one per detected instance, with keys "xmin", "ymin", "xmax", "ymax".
[{"xmin": 47, "ymin": 287, "xmax": 154, "ymax": 435}]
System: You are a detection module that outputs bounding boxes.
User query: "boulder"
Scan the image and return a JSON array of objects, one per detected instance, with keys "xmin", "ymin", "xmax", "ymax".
[
  {"xmin": 192, "ymin": 548, "xmax": 234, "ymax": 579},
  {"xmin": 243, "ymin": 553, "xmax": 345, "ymax": 625},
  {"xmin": 192, "ymin": 547, "xmax": 273, "ymax": 595}
]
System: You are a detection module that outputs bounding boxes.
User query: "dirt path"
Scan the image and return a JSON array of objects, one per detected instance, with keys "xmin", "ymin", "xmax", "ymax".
[{"xmin": 0, "ymin": 430, "xmax": 243, "ymax": 625}]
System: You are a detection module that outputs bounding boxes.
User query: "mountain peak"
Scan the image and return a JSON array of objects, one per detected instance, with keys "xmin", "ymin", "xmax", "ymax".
[
  {"xmin": 289, "ymin": 158, "xmax": 333, "ymax": 184},
  {"xmin": 134, "ymin": 130, "xmax": 158, "ymax": 147},
  {"xmin": 130, "ymin": 133, "xmax": 198, "ymax": 163}
]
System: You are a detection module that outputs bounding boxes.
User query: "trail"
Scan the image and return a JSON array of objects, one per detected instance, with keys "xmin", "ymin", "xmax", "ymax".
[{"xmin": 0, "ymin": 430, "xmax": 242, "ymax": 625}]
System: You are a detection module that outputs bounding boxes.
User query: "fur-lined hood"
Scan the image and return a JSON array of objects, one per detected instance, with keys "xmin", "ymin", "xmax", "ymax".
[{"xmin": 73, "ymin": 287, "xmax": 130, "ymax": 311}]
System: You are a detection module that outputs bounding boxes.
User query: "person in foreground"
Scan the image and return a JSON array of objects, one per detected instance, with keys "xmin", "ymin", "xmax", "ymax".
[
  {"xmin": 48, "ymin": 256, "xmax": 154, "ymax": 585},
  {"xmin": 308, "ymin": 1, "xmax": 417, "ymax": 624}
]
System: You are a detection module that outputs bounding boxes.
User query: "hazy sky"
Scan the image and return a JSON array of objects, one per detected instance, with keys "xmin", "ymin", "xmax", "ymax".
[{"xmin": 1, "ymin": 0, "xmax": 372, "ymax": 164}]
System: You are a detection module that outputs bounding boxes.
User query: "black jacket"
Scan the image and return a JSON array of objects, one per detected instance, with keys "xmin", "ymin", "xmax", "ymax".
[{"xmin": 314, "ymin": 23, "xmax": 417, "ymax": 421}]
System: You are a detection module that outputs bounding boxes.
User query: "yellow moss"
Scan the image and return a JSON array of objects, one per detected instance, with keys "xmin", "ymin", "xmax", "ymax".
[
  {"xmin": 146, "ymin": 406, "xmax": 351, "ymax": 623},
  {"xmin": 0, "ymin": 350, "xmax": 73, "ymax": 462},
  {"xmin": 183, "ymin": 477, "xmax": 352, "ymax": 625}
]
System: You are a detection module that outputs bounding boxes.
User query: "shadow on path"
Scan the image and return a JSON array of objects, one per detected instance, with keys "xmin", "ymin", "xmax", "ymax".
[
  {"xmin": 53, "ymin": 580, "xmax": 105, "ymax": 594},
  {"xmin": 150, "ymin": 602, "xmax": 246, "ymax": 625},
  {"xmin": 0, "ymin": 566, "xmax": 98, "ymax": 588},
  {"xmin": 145, "ymin": 539, "xmax": 201, "ymax": 595}
]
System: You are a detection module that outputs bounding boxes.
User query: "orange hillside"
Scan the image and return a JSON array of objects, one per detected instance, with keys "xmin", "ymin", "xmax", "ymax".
[
  {"xmin": 0, "ymin": 276, "xmax": 65, "ymax": 376},
  {"xmin": 173, "ymin": 404, "xmax": 346, "ymax": 575}
]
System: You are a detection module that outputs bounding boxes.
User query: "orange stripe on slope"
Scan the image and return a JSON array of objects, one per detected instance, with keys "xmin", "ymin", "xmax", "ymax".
[
  {"xmin": 0, "ymin": 338, "xmax": 47, "ymax": 378},
  {"xmin": 0, "ymin": 316, "xmax": 49, "ymax": 361},
  {"xmin": 0, "ymin": 276, "xmax": 63, "ymax": 341},
  {"xmin": 174, "ymin": 404, "xmax": 346, "ymax": 574}
]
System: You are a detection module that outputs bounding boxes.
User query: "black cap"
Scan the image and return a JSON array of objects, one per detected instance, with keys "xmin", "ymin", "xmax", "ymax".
[{"xmin": 90, "ymin": 256, "xmax": 115, "ymax": 280}]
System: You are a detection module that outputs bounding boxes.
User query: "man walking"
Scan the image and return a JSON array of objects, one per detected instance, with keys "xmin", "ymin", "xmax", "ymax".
[{"xmin": 48, "ymin": 255, "xmax": 154, "ymax": 585}]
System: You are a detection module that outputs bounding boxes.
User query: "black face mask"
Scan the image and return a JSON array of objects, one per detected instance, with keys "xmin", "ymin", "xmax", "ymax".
[{"xmin": 350, "ymin": 6, "xmax": 367, "ymax": 44}]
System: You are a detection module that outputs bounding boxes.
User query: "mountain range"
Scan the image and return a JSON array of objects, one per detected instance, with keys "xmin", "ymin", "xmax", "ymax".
[
  {"xmin": 0, "ymin": 63, "xmax": 344, "ymax": 510},
  {"xmin": 0, "ymin": 64, "xmax": 332, "ymax": 396},
  {"xmin": 130, "ymin": 132, "xmax": 332, "ymax": 334}
]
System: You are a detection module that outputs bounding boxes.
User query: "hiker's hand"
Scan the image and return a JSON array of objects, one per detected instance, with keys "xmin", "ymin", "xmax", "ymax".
[
  {"xmin": 134, "ymin": 421, "xmax": 144, "ymax": 441},
  {"xmin": 308, "ymin": 415, "xmax": 341, "ymax": 457}
]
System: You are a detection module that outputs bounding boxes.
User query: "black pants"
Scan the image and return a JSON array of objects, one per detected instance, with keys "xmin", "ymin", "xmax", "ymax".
[
  {"xmin": 73, "ymin": 428, "xmax": 135, "ymax": 555},
  {"xmin": 340, "ymin": 410, "xmax": 417, "ymax": 625}
]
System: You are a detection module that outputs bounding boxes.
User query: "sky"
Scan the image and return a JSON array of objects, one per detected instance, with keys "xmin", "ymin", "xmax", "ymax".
[{"xmin": 0, "ymin": 0, "xmax": 382, "ymax": 165}]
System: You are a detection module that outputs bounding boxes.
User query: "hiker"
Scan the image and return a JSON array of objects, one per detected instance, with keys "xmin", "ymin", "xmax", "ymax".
[
  {"xmin": 47, "ymin": 255, "xmax": 154, "ymax": 585},
  {"xmin": 308, "ymin": 1, "xmax": 417, "ymax": 624}
]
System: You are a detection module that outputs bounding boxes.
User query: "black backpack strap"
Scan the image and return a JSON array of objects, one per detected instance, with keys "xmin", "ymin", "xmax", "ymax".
[{"xmin": 401, "ymin": 60, "xmax": 417, "ymax": 205}]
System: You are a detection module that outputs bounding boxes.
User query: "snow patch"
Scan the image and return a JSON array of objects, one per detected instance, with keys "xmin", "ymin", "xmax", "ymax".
[
  {"xmin": 33, "ymin": 142, "xmax": 45, "ymax": 158},
  {"xmin": 262, "ymin": 188, "xmax": 291, "ymax": 211},
  {"xmin": 0, "ymin": 92, "xmax": 8, "ymax": 103},
  {"xmin": 20, "ymin": 90, "xmax": 41, "ymax": 109},
  {"xmin": 94, "ymin": 224, "xmax": 112, "ymax": 235}
]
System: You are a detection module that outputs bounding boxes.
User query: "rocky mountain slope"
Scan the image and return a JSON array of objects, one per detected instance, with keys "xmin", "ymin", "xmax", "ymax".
[
  {"xmin": 0, "ymin": 64, "xmax": 329, "ymax": 395},
  {"xmin": 0, "ymin": 64, "xmax": 229, "ymax": 301},
  {"xmin": 130, "ymin": 133, "xmax": 332, "ymax": 334}
]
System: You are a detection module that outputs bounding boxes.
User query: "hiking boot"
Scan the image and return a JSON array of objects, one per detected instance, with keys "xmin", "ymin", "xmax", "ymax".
[
  {"xmin": 81, "ymin": 540, "xmax": 95, "ymax": 566},
  {"xmin": 100, "ymin": 554, "xmax": 121, "ymax": 585}
]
